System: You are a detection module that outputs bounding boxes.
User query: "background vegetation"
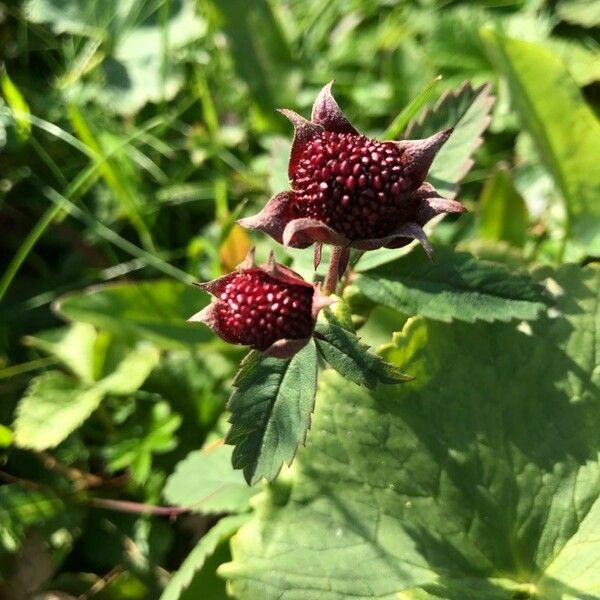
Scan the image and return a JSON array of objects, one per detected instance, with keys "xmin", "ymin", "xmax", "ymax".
[{"xmin": 0, "ymin": 0, "xmax": 598, "ymax": 598}]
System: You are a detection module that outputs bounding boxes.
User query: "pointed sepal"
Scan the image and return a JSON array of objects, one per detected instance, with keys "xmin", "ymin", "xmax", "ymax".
[
  {"xmin": 311, "ymin": 81, "xmax": 359, "ymax": 135},
  {"xmin": 396, "ymin": 128, "xmax": 453, "ymax": 187},
  {"xmin": 278, "ymin": 109, "xmax": 324, "ymax": 179},
  {"xmin": 238, "ymin": 191, "xmax": 309, "ymax": 247}
]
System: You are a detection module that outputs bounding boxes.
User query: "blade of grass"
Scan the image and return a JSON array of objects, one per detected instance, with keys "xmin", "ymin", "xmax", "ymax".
[
  {"xmin": 67, "ymin": 103, "xmax": 157, "ymax": 251},
  {"xmin": 383, "ymin": 75, "xmax": 442, "ymax": 140},
  {"xmin": 0, "ymin": 116, "xmax": 166, "ymax": 302},
  {"xmin": 0, "ymin": 201, "xmax": 66, "ymax": 302},
  {"xmin": 0, "ymin": 66, "xmax": 31, "ymax": 140},
  {"xmin": 44, "ymin": 188, "xmax": 196, "ymax": 285},
  {"xmin": 0, "ymin": 357, "xmax": 58, "ymax": 381}
]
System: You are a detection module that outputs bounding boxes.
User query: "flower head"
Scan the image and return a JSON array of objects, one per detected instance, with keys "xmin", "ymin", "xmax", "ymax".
[
  {"xmin": 239, "ymin": 82, "xmax": 465, "ymax": 259},
  {"xmin": 188, "ymin": 249, "xmax": 332, "ymax": 358}
]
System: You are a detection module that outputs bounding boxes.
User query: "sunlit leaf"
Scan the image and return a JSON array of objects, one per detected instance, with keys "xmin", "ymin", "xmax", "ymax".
[
  {"xmin": 406, "ymin": 81, "xmax": 495, "ymax": 199},
  {"xmin": 160, "ymin": 514, "xmax": 249, "ymax": 600},
  {"xmin": 163, "ymin": 443, "xmax": 256, "ymax": 514},
  {"xmin": 482, "ymin": 29, "xmax": 600, "ymax": 258},
  {"xmin": 222, "ymin": 264, "xmax": 600, "ymax": 599},
  {"xmin": 13, "ymin": 345, "xmax": 159, "ymax": 450},
  {"xmin": 226, "ymin": 341, "xmax": 318, "ymax": 485},
  {"xmin": 355, "ymin": 247, "xmax": 549, "ymax": 323}
]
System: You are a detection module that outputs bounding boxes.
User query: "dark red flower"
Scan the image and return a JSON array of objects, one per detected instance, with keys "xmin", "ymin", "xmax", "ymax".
[
  {"xmin": 239, "ymin": 82, "xmax": 465, "ymax": 259},
  {"xmin": 188, "ymin": 249, "xmax": 332, "ymax": 358}
]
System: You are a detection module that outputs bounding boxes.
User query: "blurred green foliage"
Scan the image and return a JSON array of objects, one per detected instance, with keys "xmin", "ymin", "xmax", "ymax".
[{"xmin": 0, "ymin": 0, "xmax": 598, "ymax": 598}]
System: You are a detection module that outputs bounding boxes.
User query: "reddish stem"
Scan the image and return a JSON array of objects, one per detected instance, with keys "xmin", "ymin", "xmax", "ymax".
[{"xmin": 88, "ymin": 497, "xmax": 188, "ymax": 517}]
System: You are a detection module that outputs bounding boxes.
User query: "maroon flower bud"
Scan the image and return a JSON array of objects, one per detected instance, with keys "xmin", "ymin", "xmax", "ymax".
[
  {"xmin": 239, "ymin": 82, "xmax": 466, "ymax": 260},
  {"xmin": 188, "ymin": 249, "xmax": 333, "ymax": 358}
]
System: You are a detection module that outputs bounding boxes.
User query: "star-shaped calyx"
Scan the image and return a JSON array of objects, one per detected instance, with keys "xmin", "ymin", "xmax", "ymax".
[
  {"xmin": 188, "ymin": 249, "xmax": 333, "ymax": 359},
  {"xmin": 238, "ymin": 81, "xmax": 465, "ymax": 263}
]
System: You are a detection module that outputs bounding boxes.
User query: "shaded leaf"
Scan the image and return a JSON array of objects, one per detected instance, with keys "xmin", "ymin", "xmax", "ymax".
[
  {"xmin": 406, "ymin": 82, "xmax": 495, "ymax": 199},
  {"xmin": 481, "ymin": 29, "xmax": 600, "ymax": 258},
  {"xmin": 104, "ymin": 401, "xmax": 181, "ymax": 484},
  {"xmin": 355, "ymin": 247, "xmax": 549, "ymax": 323},
  {"xmin": 216, "ymin": 0, "xmax": 294, "ymax": 128},
  {"xmin": 163, "ymin": 443, "xmax": 256, "ymax": 514},
  {"xmin": 222, "ymin": 264, "xmax": 600, "ymax": 599},
  {"xmin": 226, "ymin": 341, "xmax": 318, "ymax": 485}
]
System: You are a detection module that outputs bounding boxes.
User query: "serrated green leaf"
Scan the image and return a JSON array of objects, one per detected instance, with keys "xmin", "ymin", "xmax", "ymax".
[
  {"xmin": 96, "ymin": 344, "xmax": 160, "ymax": 395},
  {"xmin": 383, "ymin": 76, "xmax": 442, "ymax": 140},
  {"xmin": 14, "ymin": 345, "xmax": 159, "ymax": 450},
  {"xmin": 226, "ymin": 340, "xmax": 318, "ymax": 485},
  {"xmin": 478, "ymin": 167, "xmax": 528, "ymax": 248},
  {"xmin": 163, "ymin": 444, "xmax": 256, "ymax": 514},
  {"xmin": 481, "ymin": 29, "xmax": 600, "ymax": 258},
  {"xmin": 24, "ymin": 322, "xmax": 98, "ymax": 383},
  {"xmin": 314, "ymin": 320, "xmax": 412, "ymax": 389},
  {"xmin": 406, "ymin": 81, "xmax": 494, "ymax": 199},
  {"xmin": 355, "ymin": 247, "xmax": 549, "ymax": 323},
  {"xmin": 14, "ymin": 372, "xmax": 105, "ymax": 451},
  {"xmin": 222, "ymin": 264, "xmax": 600, "ymax": 599},
  {"xmin": 159, "ymin": 514, "xmax": 248, "ymax": 600},
  {"xmin": 55, "ymin": 280, "xmax": 212, "ymax": 349}
]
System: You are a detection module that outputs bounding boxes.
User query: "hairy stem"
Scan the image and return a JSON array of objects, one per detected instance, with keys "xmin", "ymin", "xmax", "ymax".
[{"xmin": 323, "ymin": 246, "xmax": 347, "ymax": 295}]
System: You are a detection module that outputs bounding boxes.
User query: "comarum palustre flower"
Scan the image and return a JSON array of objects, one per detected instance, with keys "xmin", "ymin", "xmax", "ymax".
[
  {"xmin": 188, "ymin": 249, "xmax": 332, "ymax": 358},
  {"xmin": 239, "ymin": 82, "xmax": 465, "ymax": 261}
]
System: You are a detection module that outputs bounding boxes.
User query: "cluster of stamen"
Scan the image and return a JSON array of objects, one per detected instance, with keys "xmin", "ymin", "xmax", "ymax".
[
  {"xmin": 215, "ymin": 270, "xmax": 314, "ymax": 350},
  {"xmin": 291, "ymin": 131, "xmax": 416, "ymax": 240}
]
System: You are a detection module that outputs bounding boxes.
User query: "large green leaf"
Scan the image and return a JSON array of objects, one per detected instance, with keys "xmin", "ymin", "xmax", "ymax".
[
  {"xmin": 406, "ymin": 82, "xmax": 495, "ymax": 199},
  {"xmin": 226, "ymin": 341, "xmax": 318, "ymax": 485},
  {"xmin": 159, "ymin": 514, "xmax": 248, "ymax": 600},
  {"xmin": 13, "ymin": 345, "xmax": 159, "ymax": 450},
  {"xmin": 481, "ymin": 29, "xmax": 600, "ymax": 258},
  {"xmin": 54, "ymin": 279, "xmax": 211, "ymax": 349},
  {"xmin": 354, "ymin": 247, "xmax": 549, "ymax": 323},
  {"xmin": 222, "ymin": 264, "xmax": 600, "ymax": 599},
  {"xmin": 163, "ymin": 444, "xmax": 256, "ymax": 514}
]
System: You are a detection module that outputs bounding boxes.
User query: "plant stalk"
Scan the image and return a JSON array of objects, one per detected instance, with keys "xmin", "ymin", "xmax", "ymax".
[{"xmin": 323, "ymin": 246, "xmax": 344, "ymax": 295}]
